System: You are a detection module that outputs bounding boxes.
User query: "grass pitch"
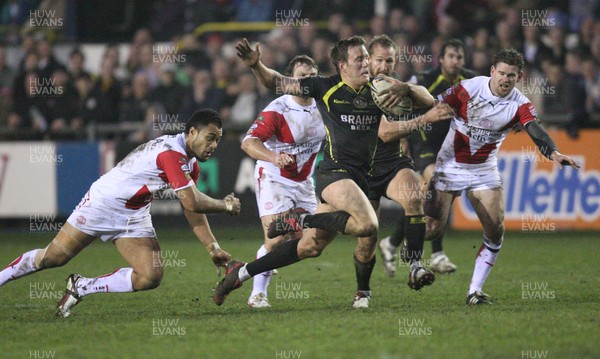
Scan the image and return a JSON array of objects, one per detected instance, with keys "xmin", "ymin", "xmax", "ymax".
[{"xmin": 0, "ymin": 227, "xmax": 598, "ymax": 358}]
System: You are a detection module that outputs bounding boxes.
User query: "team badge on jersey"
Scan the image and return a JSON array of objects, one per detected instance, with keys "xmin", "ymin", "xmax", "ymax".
[{"xmin": 353, "ymin": 97, "xmax": 368, "ymax": 109}]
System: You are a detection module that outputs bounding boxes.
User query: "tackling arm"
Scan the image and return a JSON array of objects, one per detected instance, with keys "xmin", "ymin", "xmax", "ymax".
[
  {"xmin": 241, "ymin": 137, "xmax": 294, "ymax": 168},
  {"xmin": 182, "ymin": 209, "xmax": 232, "ymax": 268},
  {"xmin": 378, "ymin": 103, "xmax": 455, "ymax": 143},
  {"xmin": 177, "ymin": 185, "xmax": 240, "ymax": 215}
]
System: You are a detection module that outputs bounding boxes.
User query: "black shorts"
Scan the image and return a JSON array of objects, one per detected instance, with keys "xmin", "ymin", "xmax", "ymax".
[
  {"xmin": 315, "ymin": 162, "xmax": 369, "ymax": 203},
  {"xmin": 367, "ymin": 156, "xmax": 415, "ymax": 201},
  {"xmin": 411, "ymin": 143, "xmax": 438, "ymax": 173}
]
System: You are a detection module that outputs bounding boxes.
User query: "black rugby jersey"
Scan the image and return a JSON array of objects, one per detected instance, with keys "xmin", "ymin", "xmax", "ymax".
[
  {"xmin": 407, "ymin": 67, "xmax": 478, "ymax": 155},
  {"xmin": 300, "ymin": 75, "xmax": 383, "ymax": 174}
]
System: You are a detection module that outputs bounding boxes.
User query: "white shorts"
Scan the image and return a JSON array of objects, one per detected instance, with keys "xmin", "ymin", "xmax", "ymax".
[
  {"xmin": 66, "ymin": 190, "xmax": 157, "ymax": 242},
  {"xmin": 255, "ymin": 166, "xmax": 318, "ymax": 217},
  {"xmin": 431, "ymin": 170, "xmax": 502, "ymax": 193}
]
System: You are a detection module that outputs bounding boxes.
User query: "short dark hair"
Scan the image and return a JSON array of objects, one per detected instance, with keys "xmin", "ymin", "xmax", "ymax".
[
  {"xmin": 186, "ymin": 109, "xmax": 222, "ymax": 133},
  {"xmin": 284, "ymin": 55, "xmax": 318, "ymax": 76},
  {"xmin": 440, "ymin": 38, "xmax": 465, "ymax": 58},
  {"xmin": 330, "ymin": 35, "xmax": 366, "ymax": 74},
  {"xmin": 367, "ymin": 34, "xmax": 397, "ymax": 55},
  {"xmin": 493, "ymin": 48, "xmax": 525, "ymax": 71}
]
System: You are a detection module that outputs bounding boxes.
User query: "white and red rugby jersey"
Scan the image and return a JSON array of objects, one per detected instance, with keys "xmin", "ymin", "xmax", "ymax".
[
  {"xmin": 243, "ymin": 94, "xmax": 325, "ymax": 182},
  {"xmin": 437, "ymin": 76, "xmax": 537, "ymax": 173},
  {"xmin": 91, "ymin": 133, "xmax": 199, "ymax": 210}
]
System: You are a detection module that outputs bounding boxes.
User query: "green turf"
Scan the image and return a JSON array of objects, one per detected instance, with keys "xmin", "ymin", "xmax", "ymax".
[{"xmin": 0, "ymin": 228, "xmax": 598, "ymax": 358}]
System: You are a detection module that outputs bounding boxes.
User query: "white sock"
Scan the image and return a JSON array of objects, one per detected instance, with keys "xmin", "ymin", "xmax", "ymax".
[
  {"xmin": 76, "ymin": 268, "xmax": 134, "ymax": 297},
  {"xmin": 0, "ymin": 249, "xmax": 41, "ymax": 287},
  {"xmin": 468, "ymin": 238, "xmax": 501, "ymax": 294},
  {"xmin": 238, "ymin": 264, "xmax": 251, "ymax": 282},
  {"xmin": 250, "ymin": 245, "xmax": 272, "ymax": 298}
]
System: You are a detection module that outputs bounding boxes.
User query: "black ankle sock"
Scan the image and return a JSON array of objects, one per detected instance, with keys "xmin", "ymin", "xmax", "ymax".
[
  {"xmin": 247, "ymin": 239, "xmax": 300, "ymax": 277},
  {"xmin": 405, "ymin": 215, "xmax": 426, "ymax": 263},
  {"xmin": 354, "ymin": 255, "xmax": 376, "ymax": 291},
  {"xmin": 389, "ymin": 207, "xmax": 406, "ymax": 247},
  {"xmin": 431, "ymin": 237, "xmax": 443, "ymax": 253},
  {"xmin": 302, "ymin": 211, "xmax": 350, "ymax": 234}
]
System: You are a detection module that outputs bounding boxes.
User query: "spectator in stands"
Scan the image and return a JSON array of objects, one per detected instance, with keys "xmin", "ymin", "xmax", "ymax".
[
  {"xmin": 227, "ymin": 71, "xmax": 258, "ymax": 132},
  {"xmin": 582, "ymin": 56, "xmax": 600, "ymax": 115},
  {"xmin": 42, "ymin": 68, "xmax": 80, "ymax": 139},
  {"xmin": 36, "ymin": 38, "xmax": 66, "ymax": 80},
  {"xmin": 9, "ymin": 52, "xmax": 40, "ymax": 131},
  {"xmin": 67, "ymin": 48, "xmax": 90, "ymax": 80},
  {"xmin": 119, "ymin": 72, "xmax": 151, "ymax": 123},
  {"xmin": 180, "ymin": 69, "xmax": 225, "ymax": 122},
  {"xmin": 522, "ymin": 25, "xmax": 553, "ymax": 70},
  {"xmin": 542, "ymin": 59, "xmax": 588, "ymax": 138},
  {"xmin": 548, "ymin": 26, "xmax": 568, "ymax": 65},
  {"xmin": 135, "ymin": 43, "xmax": 160, "ymax": 88},
  {"xmin": 0, "ymin": 47, "xmax": 15, "ymax": 126},
  {"xmin": 92, "ymin": 56, "xmax": 122, "ymax": 123},
  {"xmin": 151, "ymin": 64, "xmax": 187, "ymax": 115},
  {"xmin": 74, "ymin": 72, "xmax": 100, "ymax": 127}
]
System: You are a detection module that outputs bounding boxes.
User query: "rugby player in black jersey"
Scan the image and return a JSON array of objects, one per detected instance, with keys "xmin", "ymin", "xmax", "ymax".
[
  {"xmin": 213, "ymin": 36, "xmax": 448, "ymax": 307},
  {"xmin": 364, "ymin": 35, "xmax": 454, "ymax": 293},
  {"xmin": 381, "ymin": 39, "xmax": 477, "ymax": 274}
]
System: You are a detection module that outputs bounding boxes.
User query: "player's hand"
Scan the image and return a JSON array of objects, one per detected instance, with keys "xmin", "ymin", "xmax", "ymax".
[
  {"xmin": 551, "ymin": 151, "xmax": 580, "ymax": 170},
  {"xmin": 273, "ymin": 152, "xmax": 294, "ymax": 168},
  {"xmin": 210, "ymin": 248, "xmax": 232, "ymax": 270},
  {"xmin": 223, "ymin": 193, "xmax": 241, "ymax": 215},
  {"xmin": 378, "ymin": 77, "xmax": 410, "ymax": 108},
  {"xmin": 422, "ymin": 103, "xmax": 455, "ymax": 124},
  {"xmin": 236, "ymin": 38, "xmax": 260, "ymax": 68}
]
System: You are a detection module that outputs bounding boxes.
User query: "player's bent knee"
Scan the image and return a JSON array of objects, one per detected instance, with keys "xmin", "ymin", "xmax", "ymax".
[
  {"xmin": 355, "ymin": 222, "xmax": 377, "ymax": 238},
  {"xmin": 133, "ymin": 269, "xmax": 163, "ymax": 291}
]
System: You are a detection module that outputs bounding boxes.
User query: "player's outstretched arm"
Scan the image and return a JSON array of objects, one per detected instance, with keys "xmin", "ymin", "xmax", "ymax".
[
  {"xmin": 236, "ymin": 38, "xmax": 303, "ymax": 96},
  {"xmin": 182, "ymin": 209, "xmax": 232, "ymax": 269},
  {"xmin": 177, "ymin": 185, "xmax": 241, "ymax": 215},
  {"xmin": 378, "ymin": 103, "xmax": 454, "ymax": 142},
  {"xmin": 524, "ymin": 120, "xmax": 580, "ymax": 169},
  {"xmin": 241, "ymin": 137, "xmax": 294, "ymax": 168}
]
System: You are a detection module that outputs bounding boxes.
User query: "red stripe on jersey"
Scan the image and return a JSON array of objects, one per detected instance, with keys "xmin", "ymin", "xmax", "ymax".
[
  {"xmin": 442, "ymin": 83, "xmax": 470, "ymax": 122},
  {"xmin": 190, "ymin": 162, "xmax": 200, "ymax": 183},
  {"xmin": 156, "ymin": 150, "xmax": 193, "ymax": 190},
  {"xmin": 125, "ymin": 185, "xmax": 153, "ymax": 209},
  {"xmin": 249, "ymin": 111, "xmax": 294, "ymax": 142},
  {"xmin": 296, "ymin": 152, "xmax": 318, "ymax": 181},
  {"xmin": 453, "ymin": 131, "xmax": 498, "ymax": 164}
]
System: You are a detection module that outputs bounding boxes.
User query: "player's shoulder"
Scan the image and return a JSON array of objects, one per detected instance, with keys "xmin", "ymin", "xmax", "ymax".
[
  {"xmin": 508, "ymin": 87, "xmax": 530, "ymax": 104},
  {"xmin": 156, "ymin": 133, "xmax": 188, "ymax": 156},
  {"xmin": 460, "ymin": 76, "xmax": 490, "ymax": 90},
  {"xmin": 262, "ymin": 94, "xmax": 292, "ymax": 113}
]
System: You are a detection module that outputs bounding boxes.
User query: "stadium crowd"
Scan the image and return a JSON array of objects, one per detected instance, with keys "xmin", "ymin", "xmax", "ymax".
[{"xmin": 0, "ymin": 0, "xmax": 599, "ymax": 142}]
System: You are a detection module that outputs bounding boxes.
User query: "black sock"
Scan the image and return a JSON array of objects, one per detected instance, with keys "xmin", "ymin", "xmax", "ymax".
[
  {"xmin": 247, "ymin": 238, "xmax": 300, "ymax": 277},
  {"xmin": 388, "ymin": 206, "xmax": 406, "ymax": 247},
  {"xmin": 354, "ymin": 255, "xmax": 376, "ymax": 291},
  {"xmin": 302, "ymin": 211, "xmax": 350, "ymax": 234},
  {"xmin": 404, "ymin": 215, "xmax": 426, "ymax": 263},
  {"xmin": 431, "ymin": 236, "xmax": 443, "ymax": 254}
]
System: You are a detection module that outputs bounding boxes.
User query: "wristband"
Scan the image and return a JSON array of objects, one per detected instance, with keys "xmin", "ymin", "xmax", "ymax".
[{"xmin": 206, "ymin": 242, "xmax": 221, "ymax": 254}]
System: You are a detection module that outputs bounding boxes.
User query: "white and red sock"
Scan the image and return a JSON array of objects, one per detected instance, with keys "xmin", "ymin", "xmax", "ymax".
[
  {"xmin": 76, "ymin": 268, "xmax": 134, "ymax": 297},
  {"xmin": 0, "ymin": 249, "xmax": 42, "ymax": 287},
  {"xmin": 249, "ymin": 245, "xmax": 272, "ymax": 298},
  {"xmin": 468, "ymin": 237, "xmax": 502, "ymax": 294}
]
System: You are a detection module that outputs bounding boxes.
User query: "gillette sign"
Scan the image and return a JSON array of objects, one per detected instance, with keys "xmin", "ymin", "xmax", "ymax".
[{"xmin": 452, "ymin": 130, "xmax": 600, "ymax": 230}]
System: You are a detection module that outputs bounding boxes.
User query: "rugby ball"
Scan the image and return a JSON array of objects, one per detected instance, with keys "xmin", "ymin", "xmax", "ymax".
[{"xmin": 370, "ymin": 76, "xmax": 413, "ymax": 119}]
